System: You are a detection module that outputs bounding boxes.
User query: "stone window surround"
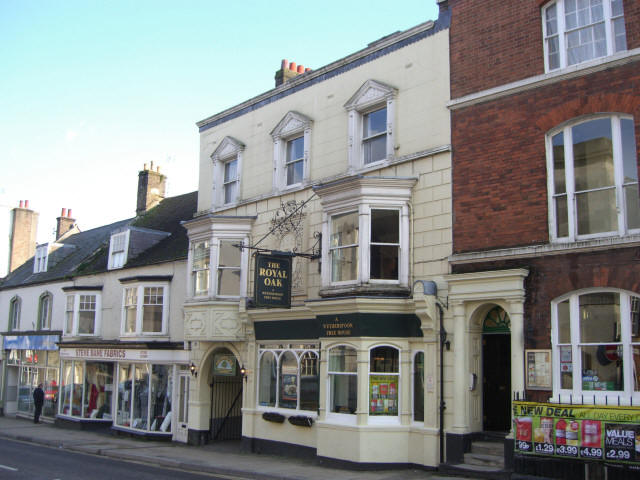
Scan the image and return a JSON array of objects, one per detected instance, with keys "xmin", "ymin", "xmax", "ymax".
[
  {"xmin": 271, "ymin": 111, "xmax": 313, "ymax": 192},
  {"xmin": 211, "ymin": 136, "xmax": 245, "ymax": 208}
]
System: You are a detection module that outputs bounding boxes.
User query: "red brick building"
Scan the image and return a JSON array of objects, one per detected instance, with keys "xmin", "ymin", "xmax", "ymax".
[{"xmin": 445, "ymin": 1, "xmax": 640, "ymax": 478}]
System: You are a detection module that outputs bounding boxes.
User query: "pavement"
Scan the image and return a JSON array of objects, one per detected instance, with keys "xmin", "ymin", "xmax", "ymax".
[{"xmin": 0, "ymin": 415, "xmax": 475, "ymax": 480}]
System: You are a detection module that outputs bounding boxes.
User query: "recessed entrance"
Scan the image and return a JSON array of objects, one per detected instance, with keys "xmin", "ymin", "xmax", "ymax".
[
  {"xmin": 209, "ymin": 348, "xmax": 243, "ymax": 441},
  {"xmin": 482, "ymin": 306, "xmax": 511, "ymax": 432}
]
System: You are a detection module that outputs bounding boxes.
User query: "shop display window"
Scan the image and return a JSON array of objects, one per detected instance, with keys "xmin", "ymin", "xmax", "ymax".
[
  {"xmin": 328, "ymin": 345, "xmax": 357, "ymax": 415},
  {"xmin": 258, "ymin": 345, "xmax": 319, "ymax": 412},
  {"xmin": 15, "ymin": 351, "xmax": 59, "ymax": 418},
  {"xmin": 83, "ymin": 362, "xmax": 114, "ymax": 419},
  {"xmin": 369, "ymin": 346, "xmax": 399, "ymax": 416},
  {"xmin": 60, "ymin": 360, "xmax": 84, "ymax": 416}
]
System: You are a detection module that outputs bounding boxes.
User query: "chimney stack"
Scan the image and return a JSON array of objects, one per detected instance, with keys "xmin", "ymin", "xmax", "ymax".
[
  {"xmin": 275, "ymin": 59, "xmax": 311, "ymax": 87},
  {"xmin": 137, "ymin": 163, "xmax": 166, "ymax": 215},
  {"xmin": 9, "ymin": 200, "xmax": 39, "ymax": 272},
  {"xmin": 56, "ymin": 207, "xmax": 76, "ymax": 240}
]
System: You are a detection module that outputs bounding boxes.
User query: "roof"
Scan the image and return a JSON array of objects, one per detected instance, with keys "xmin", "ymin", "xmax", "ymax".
[{"xmin": 0, "ymin": 191, "xmax": 197, "ymax": 290}]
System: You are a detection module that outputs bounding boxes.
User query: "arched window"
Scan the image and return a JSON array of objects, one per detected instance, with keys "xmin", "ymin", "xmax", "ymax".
[
  {"xmin": 369, "ymin": 345, "xmax": 399, "ymax": 417},
  {"xmin": 328, "ymin": 345, "xmax": 357, "ymax": 415},
  {"xmin": 8, "ymin": 296, "xmax": 21, "ymax": 331},
  {"xmin": 258, "ymin": 351, "xmax": 277, "ymax": 407},
  {"xmin": 552, "ymin": 290, "xmax": 640, "ymax": 402},
  {"xmin": 38, "ymin": 292, "xmax": 53, "ymax": 330}
]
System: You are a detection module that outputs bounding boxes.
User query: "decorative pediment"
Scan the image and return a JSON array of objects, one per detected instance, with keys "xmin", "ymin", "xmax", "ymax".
[
  {"xmin": 210, "ymin": 136, "xmax": 245, "ymax": 161},
  {"xmin": 344, "ymin": 79, "xmax": 397, "ymax": 111},
  {"xmin": 270, "ymin": 111, "xmax": 313, "ymax": 139}
]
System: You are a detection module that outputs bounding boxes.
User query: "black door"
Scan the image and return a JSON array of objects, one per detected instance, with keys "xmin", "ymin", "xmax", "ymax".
[{"xmin": 483, "ymin": 334, "xmax": 511, "ymax": 431}]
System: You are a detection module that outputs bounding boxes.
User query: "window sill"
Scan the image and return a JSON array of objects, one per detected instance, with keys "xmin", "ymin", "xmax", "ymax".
[
  {"xmin": 550, "ymin": 393, "xmax": 640, "ymax": 406},
  {"xmin": 319, "ymin": 283, "xmax": 410, "ymax": 298},
  {"xmin": 119, "ymin": 335, "xmax": 169, "ymax": 341}
]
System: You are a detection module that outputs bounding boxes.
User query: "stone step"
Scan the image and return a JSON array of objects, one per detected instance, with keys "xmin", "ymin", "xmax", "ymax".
[
  {"xmin": 440, "ymin": 462, "xmax": 510, "ymax": 480},
  {"xmin": 472, "ymin": 440, "xmax": 505, "ymax": 457},
  {"xmin": 464, "ymin": 452, "xmax": 504, "ymax": 468}
]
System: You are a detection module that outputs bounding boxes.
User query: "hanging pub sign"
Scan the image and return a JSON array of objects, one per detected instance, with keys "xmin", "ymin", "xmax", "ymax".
[{"xmin": 254, "ymin": 253, "xmax": 292, "ymax": 308}]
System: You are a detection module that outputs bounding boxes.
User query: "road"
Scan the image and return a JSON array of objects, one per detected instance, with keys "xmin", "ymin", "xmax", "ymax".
[{"xmin": 0, "ymin": 438, "xmax": 234, "ymax": 480}]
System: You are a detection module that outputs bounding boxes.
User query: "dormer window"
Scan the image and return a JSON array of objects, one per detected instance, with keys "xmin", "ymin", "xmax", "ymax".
[
  {"xmin": 34, "ymin": 244, "xmax": 49, "ymax": 273},
  {"xmin": 271, "ymin": 111, "xmax": 312, "ymax": 191},
  {"xmin": 345, "ymin": 80, "xmax": 397, "ymax": 171},
  {"xmin": 211, "ymin": 136, "xmax": 245, "ymax": 208},
  {"xmin": 108, "ymin": 230, "xmax": 130, "ymax": 270}
]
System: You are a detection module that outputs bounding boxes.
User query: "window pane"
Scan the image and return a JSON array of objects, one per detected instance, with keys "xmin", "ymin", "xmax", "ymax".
[
  {"xmin": 581, "ymin": 344, "xmax": 623, "ymax": 391},
  {"xmin": 552, "ymin": 132, "xmax": 566, "ymax": 194},
  {"xmin": 611, "ymin": 0, "xmax": 623, "ymax": 17},
  {"xmin": 414, "ymin": 352, "xmax": 424, "ymax": 422},
  {"xmin": 61, "ymin": 361, "xmax": 73, "ymax": 415},
  {"xmin": 299, "ymin": 352, "xmax": 318, "ymax": 411},
  {"xmin": 258, "ymin": 353, "xmax": 276, "ymax": 407},
  {"xmin": 331, "ymin": 211, "xmax": 359, "ymax": 247},
  {"xmin": 573, "ymin": 119, "xmax": 614, "ymax": 191},
  {"xmin": 557, "ymin": 299, "xmax": 571, "ymax": 343},
  {"xmin": 84, "ymin": 362, "xmax": 113, "ymax": 419},
  {"xmin": 78, "ymin": 311, "xmax": 96, "ymax": 335},
  {"xmin": 124, "ymin": 288, "xmax": 137, "ymax": 333},
  {"xmin": 329, "ymin": 346, "xmax": 357, "ymax": 372},
  {"xmin": 579, "ymin": 292, "xmax": 620, "ymax": 343},
  {"xmin": 224, "ymin": 159, "xmax": 237, "ymax": 182},
  {"xmin": 279, "ymin": 352, "xmax": 298, "ymax": 409},
  {"xmin": 546, "ymin": 4, "xmax": 558, "ymax": 35},
  {"xmin": 576, "ymin": 187, "xmax": 617, "ymax": 235},
  {"xmin": 555, "ymin": 195, "xmax": 569, "ymax": 237},
  {"xmin": 149, "ymin": 365, "xmax": 170, "ymax": 431},
  {"xmin": 133, "ymin": 364, "xmax": 150, "ymax": 430},
  {"xmin": 286, "ymin": 136, "xmax": 304, "ymax": 162},
  {"xmin": 117, "ymin": 364, "xmax": 133, "ymax": 427},
  {"xmin": 224, "ymin": 182, "xmax": 237, "ymax": 204},
  {"xmin": 632, "ymin": 296, "xmax": 640, "ymax": 343},
  {"xmin": 363, "ymin": 134, "xmax": 387, "ymax": 164},
  {"xmin": 219, "ymin": 240, "xmax": 241, "ymax": 267},
  {"xmin": 613, "ymin": 17, "xmax": 627, "ymax": 52},
  {"xmin": 371, "ymin": 245, "xmax": 399, "ymax": 280},
  {"xmin": 74, "ymin": 362, "xmax": 84, "ymax": 417},
  {"xmin": 217, "ymin": 268, "xmax": 241, "ymax": 296},
  {"xmin": 625, "ymin": 184, "xmax": 640, "ymax": 230},
  {"xmin": 370, "ymin": 346, "xmax": 399, "ymax": 373},
  {"xmin": 559, "ymin": 345, "xmax": 573, "ymax": 389},
  {"xmin": 143, "ymin": 287, "xmax": 163, "ymax": 333},
  {"xmin": 363, "ymin": 107, "xmax": 387, "ymax": 138},
  {"xmin": 331, "ymin": 246, "xmax": 358, "ymax": 282},
  {"xmin": 286, "ymin": 160, "xmax": 304, "ymax": 185},
  {"xmin": 330, "ymin": 374, "xmax": 357, "ymax": 414},
  {"xmin": 371, "ymin": 210, "xmax": 399, "ymax": 243},
  {"xmin": 621, "ymin": 119, "xmax": 638, "ymax": 183}
]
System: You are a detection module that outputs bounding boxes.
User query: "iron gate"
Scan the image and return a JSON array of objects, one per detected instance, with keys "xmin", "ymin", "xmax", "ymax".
[{"xmin": 209, "ymin": 374, "xmax": 243, "ymax": 441}]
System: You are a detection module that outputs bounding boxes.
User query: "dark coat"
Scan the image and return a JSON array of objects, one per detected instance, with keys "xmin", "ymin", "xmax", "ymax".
[{"xmin": 33, "ymin": 387, "xmax": 45, "ymax": 406}]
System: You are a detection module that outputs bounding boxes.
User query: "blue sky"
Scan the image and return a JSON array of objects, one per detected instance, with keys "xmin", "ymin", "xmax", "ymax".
[{"xmin": 0, "ymin": 0, "xmax": 439, "ymax": 243}]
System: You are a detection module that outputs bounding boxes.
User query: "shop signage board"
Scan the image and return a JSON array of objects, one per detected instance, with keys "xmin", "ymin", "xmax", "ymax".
[
  {"xmin": 254, "ymin": 253, "xmax": 291, "ymax": 308},
  {"xmin": 513, "ymin": 401, "xmax": 640, "ymax": 466},
  {"xmin": 3, "ymin": 334, "xmax": 60, "ymax": 351}
]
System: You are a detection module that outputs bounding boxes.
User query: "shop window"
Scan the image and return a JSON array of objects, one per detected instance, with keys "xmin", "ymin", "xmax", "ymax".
[
  {"xmin": 64, "ymin": 292, "xmax": 101, "ymax": 336},
  {"xmin": 191, "ymin": 240, "xmax": 210, "ymax": 297},
  {"xmin": 369, "ymin": 346, "xmax": 399, "ymax": 417},
  {"xmin": 257, "ymin": 345, "xmax": 319, "ymax": 412},
  {"xmin": 121, "ymin": 284, "xmax": 168, "ymax": 336},
  {"xmin": 413, "ymin": 351, "xmax": 424, "ymax": 422},
  {"xmin": 344, "ymin": 79, "xmax": 396, "ymax": 170},
  {"xmin": 211, "ymin": 136, "xmax": 244, "ymax": 208},
  {"xmin": 548, "ymin": 115, "xmax": 639, "ymax": 242},
  {"xmin": 271, "ymin": 111, "xmax": 312, "ymax": 191},
  {"xmin": 8, "ymin": 296, "xmax": 21, "ymax": 331},
  {"xmin": 542, "ymin": 0, "xmax": 627, "ymax": 72},
  {"xmin": 552, "ymin": 290, "xmax": 640, "ymax": 402},
  {"xmin": 59, "ymin": 360, "xmax": 113, "ymax": 419},
  {"xmin": 15, "ymin": 351, "xmax": 59, "ymax": 418},
  {"xmin": 328, "ymin": 345, "xmax": 357, "ymax": 415},
  {"xmin": 116, "ymin": 363, "xmax": 172, "ymax": 432},
  {"xmin": 37, "ymin": 292, "xmax": 52, "ymax": 330}
]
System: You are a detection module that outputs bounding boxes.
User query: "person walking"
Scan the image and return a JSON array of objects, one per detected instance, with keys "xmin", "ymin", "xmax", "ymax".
[{"xmin": 32, "ymin": 384, "xmax": 45, "ymax": 424}]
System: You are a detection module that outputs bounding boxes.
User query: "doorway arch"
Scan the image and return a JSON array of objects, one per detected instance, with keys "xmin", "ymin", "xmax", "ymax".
[{"xmin": 207, "ymin": 347, "xmax": 244, "ymax": 441}]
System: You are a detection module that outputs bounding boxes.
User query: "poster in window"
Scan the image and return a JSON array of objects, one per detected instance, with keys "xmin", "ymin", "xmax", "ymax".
[
  {"xmin": 369, "ymin": 375, "xmax": 398, "ymax": 415},
  {"xmin": 281, "ymin": 373, "xmax": 297, "ymax": 402},
  {"xmin": 526, "ymin": 349, "xmax": 552, "ymax": 390}
]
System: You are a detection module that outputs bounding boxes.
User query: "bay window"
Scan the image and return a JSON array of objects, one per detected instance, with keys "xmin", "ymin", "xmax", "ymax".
[
  {"xmin": 547, "ymin": 115, "xmax": 639, "ymax": 242},
  {"xmin": 328, "ymin": 345, "xmax": 357, "ymax": 415},
  {"xmin": 542, "ymin": 0, "xmax": 627, "ymax": 72},
  {"xmin": 257, "ymin": 345, "xmax": 319, "ymax": 412},
  {"xmin": 552, "ymin": 290, "xmax": 640, "ymax": 402}
]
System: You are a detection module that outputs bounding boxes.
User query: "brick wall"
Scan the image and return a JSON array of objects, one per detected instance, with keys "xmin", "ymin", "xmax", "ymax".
[
  {"xmin": 449, "ymin": 0, "xmax": 640, "ymax": 99},
  {"xmin": 452, "ymin": 62, "xmax": 640, "ymax": 254}
]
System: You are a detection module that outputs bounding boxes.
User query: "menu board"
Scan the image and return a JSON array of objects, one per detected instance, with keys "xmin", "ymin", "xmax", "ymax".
[
  {"xmin": 514, "ymin": 401, "xmax": 640, "ymax": 466},
  {"xmin": 525, "ymin": 349, "xmax": 552, "ymax": 390}
]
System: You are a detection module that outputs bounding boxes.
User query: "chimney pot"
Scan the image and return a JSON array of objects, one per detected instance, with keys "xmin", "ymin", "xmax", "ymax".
[
  {"xmin": 157, "ymin": 165, "xmax": 160, "ymax": 173},
  {"xmin": 143, "ymin": 163, "xmax": 147, "ymax": 171},
  {"xmin": 67, "ymin": 208, "xmax": 72, "ymax": 218},
  {"xmin": 305, "ymin": 67, "xmax": 311, "ymax": 72},
  {"xmin": 61, "ymin": 208, "xmax": 67, "ymax": 217},
  {"xmin": 25, "ymin": 200, "xmax": 29, "ymax": 209},
  {"xmin": 297, "ymin": 65, "xmax": 304, "ymax": 73},
  {"xmin": 150, "ymin": 160, "xmax": 154, "ymax": 170},
  {"xmin": 290, "ymin": 62, "xmax": 297, "ymax": 71},
  {"xmin": 19, "ymin": 200, "xmax": 24, "ymax": 208},
  {"xmin": 281, "ymin": 59, "xmax": 289, "ymax": 69}
]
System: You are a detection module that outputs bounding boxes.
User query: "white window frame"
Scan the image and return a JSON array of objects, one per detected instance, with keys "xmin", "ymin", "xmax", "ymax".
[
  {"xmin": 546, "ymin": 114, "xmax": 639, "ymax": 243},
  {"xmin": 315, "ymin": 177, "xmax": 415, "ymax": 289},
  {"xmin": 344, "ymin": 79, "xmax": 397, "ymax": 171},
  {"xmin": 542, "ymin": 0, "xmax": 627, "ymax": 72},
  {"xmin": 326, "ymin": 344, "xmax": 358, "ymax": 425},
  {"xmin": 108, "ymin": 230, "xmax": 130, "ymax": 270},
  {"xmin": 191, "ymin": 240, "xmax": 210, "ymax": 298},
  {"xmin": 256, "ymin": 345, "xmax": 319, "ymax": 414},
  {"xmin": 184, "ymin": 216, "xmax": 254, "ymax": 301},
  {"xmin": 38, "ymin": 291, "xmax": 53, "ymax": 330},
  {"xmin": 211, "ymin": 136, "xmax": 245, "ymax": 208},
  {"xmin": 8, "ymin": 296, "xmax": 21, "ymax": 331},
  {"xmin": 34, "ymin": 244, "xmax": 49, "ymax": 273},
  {"xmin": 120, "ymin": 283, "xmax": 169, "ymax": 336},
  {"xmin": 271, "ymin": 111, "xmax": 312, "ymax": 192},
  {"xmin": 63, "ymin": 292, "xmax": 101, "ymax": 337},
  {"xmin": 551, "ymin": 289, "xmax": 640, "ymax": 405},
  {"xmin": 368, "ymin": 344, "xmax": 400, "ymax": 425}
]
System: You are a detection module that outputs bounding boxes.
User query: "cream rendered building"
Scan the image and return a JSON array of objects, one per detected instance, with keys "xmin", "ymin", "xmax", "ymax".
[{"xmin": 183, "ymin": 4, "xmax": 455, "ymax": 468}]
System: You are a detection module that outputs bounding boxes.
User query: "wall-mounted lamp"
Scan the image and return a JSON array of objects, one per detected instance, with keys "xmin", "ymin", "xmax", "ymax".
[
  {"xmin": 240, "ymin": 364, "xmax": 247, "ymax": 380},
  {"xmin": 190, "ymin": 362, "xmax": 198, "ymax": 378}
]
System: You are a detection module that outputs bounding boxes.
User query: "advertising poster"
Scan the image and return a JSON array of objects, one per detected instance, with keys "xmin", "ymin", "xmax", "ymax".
[
  {"xmin": 369, "ymin": 375, "xmax": 398, "ymax": 416},
  {"xmin": 513, "ymin": 401, "xmax": 640, "ymax": 466}
]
